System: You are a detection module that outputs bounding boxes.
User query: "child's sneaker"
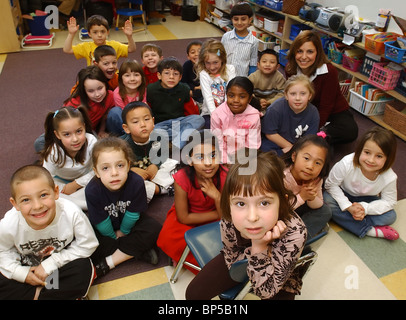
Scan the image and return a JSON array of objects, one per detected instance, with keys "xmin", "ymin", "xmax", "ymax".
[
  {"xmin": 142, "ymin": 248, "xmax": 159, "ymax": 265},
  {"xmin": 94, "ymin": 259, "xmax": 110, "ymax": 278}
]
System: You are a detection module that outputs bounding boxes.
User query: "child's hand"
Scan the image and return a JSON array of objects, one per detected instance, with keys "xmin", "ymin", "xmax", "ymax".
[
  {"xmin": 34, "ymin": 264, "xmax": 49, "ymax": 283},
  {"xmin": 67, "ymin": 17, "xmax": 79, "ymax": 34},
  {"xmin": 300, "ymin": 178, "xmax": 320, "ymax": 202},
  {"xmin": 122, "ymin": 20, "xmax": 133, "ymax": 36},
  {"xmin": 116, "ymin": 230, "xmax": 125, "ymax": 239},
  {"xmin": 259, "ymin": 98, "xmax": 268, "ymax": 109},
  {"xmin": 146, "ymin": 164, "xmax": 159, "ymax": 180},
  {"xmin": 131, "ymin": 167, "xmax": 149, "ymax": 180},
  {"xmin": 200, "ymin": 178, "xmax": 221, "ymax": 201},
  {"xmin": 251, "ymin": 220, "xmax": 287, "ymax": 254},
  {"xmin": 98, "ymin": 131, "xmax": 110, "ymax": 139},
  {"xmin": 61, "ymin": 181, "xmax": 82, "ymax": 195},
  {"xmin": 25, "ymin": 267, "xmax": 46, "ymax": 287},
  {"xmin": 347, "ymin": 202, "xmax": 365, "ymax": 221}
]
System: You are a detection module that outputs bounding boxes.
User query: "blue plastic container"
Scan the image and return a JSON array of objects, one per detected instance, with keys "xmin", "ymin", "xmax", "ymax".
[
  {"xmin": 279, "ymin": 49, "xmax": 289, "ymax": 66},
  {"xmin": 27, "ymin": 15, "xmax": 50, "ymax": 36}
]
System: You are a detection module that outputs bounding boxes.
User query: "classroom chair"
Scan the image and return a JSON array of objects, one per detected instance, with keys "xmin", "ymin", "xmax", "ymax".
[
  {"xmin": 115, "ymin": 0, "xmax": 147, "ymax": 33},
  {"xmin": 169, "ymin": 221, "xmax": 222, "ymax": 284}
]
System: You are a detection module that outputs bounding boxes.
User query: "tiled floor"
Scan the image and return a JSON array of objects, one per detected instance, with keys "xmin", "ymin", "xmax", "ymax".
[{"xmin": 3, "ymin": 12, "xmax": 405, "ymax": 301}]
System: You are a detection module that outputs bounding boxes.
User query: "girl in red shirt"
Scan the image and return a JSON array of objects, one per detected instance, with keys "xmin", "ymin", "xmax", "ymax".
[
  {"xmin": 64, "ymin": 65, "xmax": 115, "ymax": 138},
  {"xmin": 157, "ymin": 131, "xmax": 228, "ymax": 272}
]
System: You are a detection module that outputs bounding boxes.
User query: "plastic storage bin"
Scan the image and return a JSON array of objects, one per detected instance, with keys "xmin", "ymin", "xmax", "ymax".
[
  {"xmin": 279, "ymin": 49, "xmax": 288, "ymax": 66},
  {"xmin": 289, "ymin": 24, "xmax": 312, "ymax": 41},
  {"xmin": 342, "ymin": 54, "xmax": 363, "ymax": 72},
  {"xmin": 360, "ymin": 53, "xmax": 381, "ymax": 77},
  {"xmin": 368, "ymin": 63, "xmax": 402, "ymax": 91},
  {"xmin": 349, "ymin": 89, "xmax": 393, "ymax": 116},
  {"xmin": 384, "ymin": 41, "xmax": 406, "ymax": 64},
  {"xmin": 328, "ymin": 48, "xmax": 343, "ymax": 64},
  {"xmin": 264, "ymin": 0, "xmax": 283, "ymax": 11},
  {"xmin": 364, "ymin": 33, "xmax": 399, "ymax": 55}
]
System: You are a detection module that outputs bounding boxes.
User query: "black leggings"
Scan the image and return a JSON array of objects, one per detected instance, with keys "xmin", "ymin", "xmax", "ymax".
[{"xmin": 185, "ymin": 253, "xmax": 295, "ymax": 300}]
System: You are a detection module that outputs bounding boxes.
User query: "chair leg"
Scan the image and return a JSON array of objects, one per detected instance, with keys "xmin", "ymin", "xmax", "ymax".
[
  {"xmin": 170, "ymin": 246, "xmax": 190, "ymax": 284},
  {"xmin": 115, "ymin": 14, "xmax": 120, "ymax": 30}
]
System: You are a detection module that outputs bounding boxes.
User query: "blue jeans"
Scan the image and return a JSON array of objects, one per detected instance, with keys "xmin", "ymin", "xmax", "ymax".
[
  {"xmin": 260, "ymin": 134, "xmax": 283, "ymax": 155},
  {"xmin": 106, "ymin": 106, "xmax": 125, "ymax": 136},
  {"xmin": 154, "ymin": 115, "xmax": 205, "ymax": 149},
  {"xmin": 323, "ymin": 191, "xmax": 397, "ymax": 238},
  {"xmin": 295, "ymin": 203, "xmax": 332, "ymax": 240}
]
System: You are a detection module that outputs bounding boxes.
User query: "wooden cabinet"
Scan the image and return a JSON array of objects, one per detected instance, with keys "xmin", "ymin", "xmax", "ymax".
[{"xmin": 0, "ymin": 0, "xmax": 23, "ymax": 54}]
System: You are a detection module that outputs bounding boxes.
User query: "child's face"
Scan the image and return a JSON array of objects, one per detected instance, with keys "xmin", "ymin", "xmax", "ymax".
[
  {"xmin": 88, "ymin": 25, "xmax": 109, "ymax": 46},
  {"xmin": 54, "ymin": 117, "xmax": 87, "ymax": 158},
  {"xmin": 189, "ymin": 142, "xmax": 220, "ymax": 180},
  {"xmin": 291, "ymin": 143, "xmax": 326, "ymax": 183},
  {"xmin": 122, "ymin": 69, "xmax": 143, "ymax": 91},
  {"xmin": 84, "ymin": 78, "xmax": 107, "ymax": 103},
  {"xmin": 284, "ymin": 82, "xmax": 312, "ymax": 114},
  {"xmin": 230, "ymin": 191, "xmax": 279, "ymax": 240},
  {"xmin": 122, "ymin": 107, "xmax": 154, "ymax": 143},
  {"xmin": 94, "ymin": 149, "xmax": 130, "ymax": 192},
  {"xmin": 257, "ymin": 53, "xmax": 279, "ymax": 75},
  {"xmin": 141, "ymin": 50, "xmax": 162, "ymax": 71},
  {"xmin": 226, "ymin": 85, "xmax": 251, "ymax": 115},
  {"xmin": 204, "ymin": 53, "xmax": 223, "ymax": 75},
  {"xmin": 10, "ymin": 176, "xmax": 59, "ymax": 230},
  {"xmin": 187, "ymin": 44, "xmax": 201, "ymax": 64},
  {"xmin": 158, "ymin": 68, "xmax": 181, "ymax": 89},
  {"xmin": 95, "ymin": 55, "xmax": 118, "ymax": 80},
  {"xmin": 231, "ymin": 15, "xmax": 252, "ymax": 35},
  {"xmin": 359, "ymin": 140, "xmax": 387, "ymax": 176}
]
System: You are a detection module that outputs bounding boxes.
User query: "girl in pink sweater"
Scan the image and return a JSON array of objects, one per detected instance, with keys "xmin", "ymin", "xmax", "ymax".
[
  {"xmin": 210, "ymin": 76, "xmax": 261, "ymax": 164},
  {"xmin": 282, "ymin": 134, "xmax": 332, "ymax": 241}
]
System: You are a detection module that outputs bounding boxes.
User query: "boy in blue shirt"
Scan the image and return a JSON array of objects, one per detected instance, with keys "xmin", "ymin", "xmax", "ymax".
[{"xmin": 221, "ymin": 2, "xmax": 258, "ymax": 76}]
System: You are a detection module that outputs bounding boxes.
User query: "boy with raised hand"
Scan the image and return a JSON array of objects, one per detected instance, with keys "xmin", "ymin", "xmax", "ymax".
[
  {"xmin": 63, "ymin": 15, "xmax": 136, "ymax": 66},
  {"xmin": 221, "ymin": 2, "xmax": 258, "ymax": 77},
  {"xmin": 0, "ymin": 165, "xmax": 99, "ymax": 300},
  {"xmin": 146, "ymin": 57, "xmax": 205, "ymax": 150}
]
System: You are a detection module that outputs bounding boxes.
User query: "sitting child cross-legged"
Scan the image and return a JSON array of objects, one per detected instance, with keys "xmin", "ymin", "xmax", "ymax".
[
  {"xmin": 0, "ymin": 165, "xmax": 99, "ymax": 300},
  {"xmin": 85, "ymin": 137, "xmax": 162, "ymax": 278}
]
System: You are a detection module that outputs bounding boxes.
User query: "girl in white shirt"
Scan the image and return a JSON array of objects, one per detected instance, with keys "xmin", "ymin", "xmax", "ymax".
[
  {"xmin": 195, "ymin": 39, "xmax": 236, "ymax": 128},
  {"xmin": 324, "ymin": 127, "xmax": 399, "ymax": 240},
  {"xmin": 41, "ymin": 106, "xmax": 97, "ymax": 210}
]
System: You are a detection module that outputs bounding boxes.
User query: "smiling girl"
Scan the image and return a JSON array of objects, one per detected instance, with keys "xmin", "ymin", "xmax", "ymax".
[
  {"xmin": 186, "ymin": 151, "xmax": 307, "ymax": 300},
  {"xmin": 196, "ymin": 39, "xmax": 236, "ymax": 128},
  {"xmin": 64, "ymin": 65, "xmax": 115, "ymax": 138},
  {"xmin": 41, "ymin": 106, "xmax": 96, "ymax": 210},
  {"xmin": 324, "ymin": 127, "xmax": 399, "ymax": 240},
  {"xmin": 261, "ymin": 74, "xmax": 320, "ymax": 155},
  {"xmin": 210, "ymin": 76, "xmax": 261, "ymax": 164}
]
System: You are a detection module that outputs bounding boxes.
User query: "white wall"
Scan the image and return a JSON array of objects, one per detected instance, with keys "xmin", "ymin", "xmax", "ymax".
[{"xmin": 315, "ymin": 0, "xmax": 406, "ymax": 34}]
